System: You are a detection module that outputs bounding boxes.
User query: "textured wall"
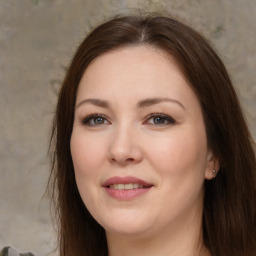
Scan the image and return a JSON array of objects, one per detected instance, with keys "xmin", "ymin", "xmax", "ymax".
[{"xmin": 0, "ymin": 0, "xmax": 255, "ymax": 255}]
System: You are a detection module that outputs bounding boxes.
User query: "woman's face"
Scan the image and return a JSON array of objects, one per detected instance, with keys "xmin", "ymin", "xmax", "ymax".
[{"xmin": 71, "ymin": 46, "xmax": 216, "ymax": 239}]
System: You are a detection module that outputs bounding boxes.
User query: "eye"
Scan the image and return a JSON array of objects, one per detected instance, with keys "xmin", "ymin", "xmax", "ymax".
[
  {"xmin": 145, "ymin": 113, "xmax": 176, "ymax": 126},
  {"xmin": 81, "ymin": 114, "xmax": 110, "ymax": 126}
]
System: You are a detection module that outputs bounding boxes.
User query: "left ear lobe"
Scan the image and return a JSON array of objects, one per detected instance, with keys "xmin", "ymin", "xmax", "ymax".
[{"xmin": 205, "ymin": 150, "xmax": 220, "ymax": 180}]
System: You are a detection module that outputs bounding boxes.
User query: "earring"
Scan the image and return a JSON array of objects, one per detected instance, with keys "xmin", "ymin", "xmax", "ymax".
[{"xmin": 212, "ymin": 169, "xmax": 217, "ymax": 178}]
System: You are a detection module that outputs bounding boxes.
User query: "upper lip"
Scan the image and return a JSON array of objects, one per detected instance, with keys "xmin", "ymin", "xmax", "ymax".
[{"xmin": 102, "ymin": 176, "xmax": 153, "ymax": 187}]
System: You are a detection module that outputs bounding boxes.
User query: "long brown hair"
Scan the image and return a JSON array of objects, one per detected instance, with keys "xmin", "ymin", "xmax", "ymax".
[{"xmin": 49, "ymin": 14, "xmax": 256, "ymax": 256}]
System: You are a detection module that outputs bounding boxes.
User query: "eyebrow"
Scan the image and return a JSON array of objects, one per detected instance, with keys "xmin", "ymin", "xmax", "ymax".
[
  {"xmin": 75, "ymin": 97, "xmax": 185, "ymax": 110},
  {"xmin": 75, "ymin": 98, "xmax": 110, "ymax": 109},
  {"xmin": 137, "ymin": 97, "xmax": 185, "ymax": 110}
]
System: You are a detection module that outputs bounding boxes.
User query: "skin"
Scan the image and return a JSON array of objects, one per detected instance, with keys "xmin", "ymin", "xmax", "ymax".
[{"xmin": 70, "ymin": 46, "xmax": 218, "ymax": 256}]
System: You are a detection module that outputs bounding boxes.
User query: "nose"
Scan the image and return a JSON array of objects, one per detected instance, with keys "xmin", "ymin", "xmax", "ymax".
[{"xmin": 108, "ymin": 124, "xmax": 143, "ymax": 166}]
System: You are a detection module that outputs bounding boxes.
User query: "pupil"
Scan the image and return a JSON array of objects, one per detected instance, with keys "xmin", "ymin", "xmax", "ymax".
[
  {"xmin": 95, "ymin": 117, "xmax": 103, "ymax": 124},
  {"xmin": 154, "ymin": 117, "xmax": 164, "ymax": 124}
]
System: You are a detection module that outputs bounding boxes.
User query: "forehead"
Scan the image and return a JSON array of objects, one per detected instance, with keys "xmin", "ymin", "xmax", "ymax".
[
  {"xmin": 82, "ymin": 45, "xmax": 184, "ymax": 80},
  {"xmin": 76, "ymin": 46, "xmax": 196, "ymax": 106}
]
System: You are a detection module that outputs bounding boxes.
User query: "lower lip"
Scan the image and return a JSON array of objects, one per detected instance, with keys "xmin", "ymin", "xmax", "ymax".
[{"xmin": 104, "ymin": 187, "xmax": 152, "ymax": 200}]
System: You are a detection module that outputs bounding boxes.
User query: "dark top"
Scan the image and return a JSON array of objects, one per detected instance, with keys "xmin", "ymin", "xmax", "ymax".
[{"xmin": 0, "ymin": 247, "xmax": 35, "ymax": 256}]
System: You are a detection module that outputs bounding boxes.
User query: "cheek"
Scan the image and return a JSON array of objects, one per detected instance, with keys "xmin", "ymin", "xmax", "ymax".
[
  {"xmin": 146, "ymin": 129, "xmax": 207, "ymax": 214},
  {"xmin": 70, "ymin": 130, "xmax": 110, "ymax": 208},
  {"xmin": 70, "ymin": 131, "xmax": 107, "ymax": 175},
  {"xmin": 145, "ymin": 128, "xmax": 208, "ymax": 178},
  {"xmin": 70, "ymin": 131, "xmax": 109, "ymax": 211}
]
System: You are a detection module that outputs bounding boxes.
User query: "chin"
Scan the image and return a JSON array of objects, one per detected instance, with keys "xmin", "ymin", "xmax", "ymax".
[
  {"xmin": 105, "ymin": 224, "xmax": 152, "ymax": 238},
  {"xmin": 97, "ymin": 212, "xmax": 153, "ymax": 237}
]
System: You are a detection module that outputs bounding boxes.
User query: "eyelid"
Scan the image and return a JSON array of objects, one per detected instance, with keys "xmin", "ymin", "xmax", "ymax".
[
  {"xmin": 81, "ymin": 113, "xmax": 111, "ymax": 126},
  {"xmin": 144, "ymin": 113, "xmax": 176, "ymax": 125},
  {"xmin": 80, "ymin": 112, "xmax": 176, "ymax": 127}
]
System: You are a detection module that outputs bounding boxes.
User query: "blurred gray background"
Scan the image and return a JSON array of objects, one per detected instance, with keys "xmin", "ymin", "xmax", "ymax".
[{"xmin": 0, "ymin": 0, "xmax": 255, "ymax": 255}]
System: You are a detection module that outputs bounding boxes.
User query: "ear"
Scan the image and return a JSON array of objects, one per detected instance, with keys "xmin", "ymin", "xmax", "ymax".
[{"xmin": 204, "ymin": 149, "xmax": 220, "ymax": 180}]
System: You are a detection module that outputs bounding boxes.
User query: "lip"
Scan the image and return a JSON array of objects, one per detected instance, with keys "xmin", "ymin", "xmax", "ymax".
[
  {"xmin": 103, "ymin": 176, "xmax": 152, "ymax": 187},
  {"xmin": 102, "ymin": 176, "xmax": 153, "ymax": 200}
]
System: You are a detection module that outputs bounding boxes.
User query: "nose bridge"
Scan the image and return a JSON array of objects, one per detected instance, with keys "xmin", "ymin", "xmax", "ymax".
[{"xmin": 108, "ymin": 121, "xmax": 142, "ymax": 165}]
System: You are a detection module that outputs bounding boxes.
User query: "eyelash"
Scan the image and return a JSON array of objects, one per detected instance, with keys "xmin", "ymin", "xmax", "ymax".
[
  {"xmin": 81, "ymin": 113, "xmax": 176, "ymax": 127},
  {"xmin": 145, "ymin": 113, "xmax": 176, "ymax": 126},
  {"xmin": 81, "ymin": 114, "xmax": 110, "ymax": 126}
]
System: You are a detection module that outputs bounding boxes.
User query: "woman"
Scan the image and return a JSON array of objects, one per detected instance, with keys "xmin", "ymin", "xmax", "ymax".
[
  {"xmin": 1, "ymin": 13, "xmax": 255, "ymax": 256},
  {"xmin": 48, "ymin": 14, "xmax": 256, "ymax": 256},
  {"xmin": 2, "ymin": 12, "xmax": 254, "ymax": 256}
]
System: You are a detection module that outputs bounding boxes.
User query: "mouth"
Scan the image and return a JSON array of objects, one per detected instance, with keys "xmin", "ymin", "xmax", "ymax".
[
  {"xmin": 102, "ymin": 176, "xmax": 153, "ymax": 200},
  {"xmin": 108, "ymin": 183, "xmax": 152, "ymax": 190}
]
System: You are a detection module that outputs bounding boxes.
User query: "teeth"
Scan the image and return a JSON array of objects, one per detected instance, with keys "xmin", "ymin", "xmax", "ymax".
[
  {"xmin": 118, "ymin": 184, "xmax": 125, "ymax": 189},
  {"xmin": 109, "ymin": 183, "xmax": 144, "ymax": 190},
  {"xmin": 133, "ymin": 183, "xmax": 139, "ymax": 189},
  {"xmin": 124, "ymin": 184, "xmax": 133, "ymax": 190}
]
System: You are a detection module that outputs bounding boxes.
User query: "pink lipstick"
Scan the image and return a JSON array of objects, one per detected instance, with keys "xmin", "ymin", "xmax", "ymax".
[{"xmin": 102, "ymin": 176, "xmax": 153, "ymax": 200}]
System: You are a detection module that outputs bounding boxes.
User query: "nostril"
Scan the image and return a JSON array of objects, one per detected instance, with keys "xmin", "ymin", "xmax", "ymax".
[
  {"xmin": 126, "ymin": 158, "xmax": 135, "ymax": 162},
  {"xmin": 110, "ymin": 157, "xmax": 135, "ymax": 165}
]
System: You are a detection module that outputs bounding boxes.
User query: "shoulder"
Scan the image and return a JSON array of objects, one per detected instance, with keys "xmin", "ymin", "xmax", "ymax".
[{"xmin": 0, "ymin": 247, "xmax": 35, "ymax": 256}]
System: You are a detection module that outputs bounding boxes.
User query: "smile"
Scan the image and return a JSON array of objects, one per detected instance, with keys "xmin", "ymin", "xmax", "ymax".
[
  {"xmin": 109, "ymin": 183, "xmax": 147, "ymax": 190},
  {"xmin": 103, "ymin": 176, "xmax": 153, "ymax": 200}
]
